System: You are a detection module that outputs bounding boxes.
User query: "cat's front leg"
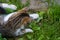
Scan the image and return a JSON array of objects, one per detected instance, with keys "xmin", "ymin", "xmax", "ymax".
[{"xmin": 14, "ymin": 25, "xmax": 33, "ymax": 36}]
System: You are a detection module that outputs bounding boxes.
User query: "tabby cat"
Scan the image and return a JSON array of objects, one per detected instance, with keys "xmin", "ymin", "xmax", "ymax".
[
  {"xmin": 0, "ymin": 7, "xmax": 39, "ymax": 40},
  {"xmin": 0, "ymin": 7, "xmax": 33, "ymax": 38}
]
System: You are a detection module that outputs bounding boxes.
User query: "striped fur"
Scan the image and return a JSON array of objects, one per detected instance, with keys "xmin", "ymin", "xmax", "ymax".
[{"xmin": 2, "ymin": 7, "xmax": 32, "ymax": 37}]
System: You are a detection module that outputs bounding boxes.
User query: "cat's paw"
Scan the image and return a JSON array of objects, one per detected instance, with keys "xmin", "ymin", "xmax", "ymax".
[{"xmin": 29, "ymin": 13, "xmax": 39, "ymax": 19}]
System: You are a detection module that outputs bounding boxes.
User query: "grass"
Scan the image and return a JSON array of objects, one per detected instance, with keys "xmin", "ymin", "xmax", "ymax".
[
  {"xmin": 17, "ymin": 5, "xmax": 60, "ymax": 40},
  {"xmin": 0, "ymin": 0, "xmax": 60, "ymax": 40}
]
